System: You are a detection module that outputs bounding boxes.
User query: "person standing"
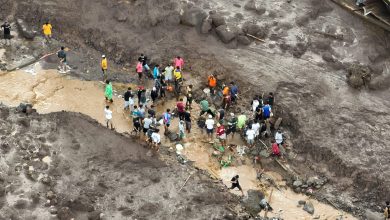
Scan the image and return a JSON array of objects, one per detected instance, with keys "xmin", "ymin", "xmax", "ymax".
[
  {"xmin": 142, "ymin": 116, "xmax": 153, "ymax": 139},
  {"xmin": 185, "ymin": 85, "xmax": 193, "ymax": 110},
  {"xmin": 251, "ymin": 96, "xmax": 260, "ymax": 112},
  {"xmin": 151, "ymin": 129, "xmax": 161, "ymax": 151},
  {"xmin": 199, "ymin": 99, "xmax": 215, "ymax": 117},
  {"xmin": 216, "ymin": 123, "xmax": 227, "ymax": 147},
  {"xmin": 163, "ymin": 109, "xmax": 172, "ymax": 133},
  {"xmin": 42, "ymin": 21, "xmax": 52, "ymax": 43},
  {"xmin": 184, "ymin": 110, "xmax": 192, "ymax": 133},
  {"xmin": 227, "ymin": 113, "xmax": 238, "ymax": 138},
  {"xmin": 205, "ymin": 115, "xmax": 215, "ymax": 142},
  {"xmin": 229, "ymin": 175, "xmax": 244, "ymax": 196},
  {"xmin": 57, "ymin": 46, "xmax": 68, "ymax": 73},
  {"xmin": 136, "ymin": 61, "xmax": 143, "ymax": 81},
  {"xmin": 262, "ymin": 102, "xmax": 272, "ymax": 119},
  {"xmin": 267, "ymin": 92, "xmax": 274, "ymax": 107},
  {"xmin": 271, "ymin": 139, "xmax": 281, "ymax": 157},
  {"xmin": 153, "ymin": 64, "xmax": 160, "ymax": 79},
  {"xmin": 138, "ymin": 54, "xmax": 150, "ymax": 72},
  {"xmin": 101, "ymin": 55, "xmax": 108, "ymax": 81},
  {"xmin": 1, "ymin": 21, "xmax": 11, "ymax": 45},
  {"xmin": 160, "ymin": 78, "xmax": 167, "ymax": 98},
  {"xmin": 246, "ymin": 127, "xmax": 256, "ymax": 147},
  {"xmin": 179, "ymin": 120, "xmax": 186, "ymax": 140},
  {"xmin": 164, "ymin": 64, "xmax": 174, "ymax": 84},
  {"xmin": 222, "ymin": 93, "xmax": 231, "ymax": 109},
  {"xmin": 151, "ymin": 87, "xmax": 158, "ymax": 104},
  {"xmin": 208, "ymin": 74, "xmax": 217, "ymax": 95},
  {"xmin": 252, "ymin": 120, "xmax": 261, "ymax": 139},
  {"xmin": 384, "ymin": 201, "xmax": 389, "ymax": 219},
  {"xmin": 105, "ymin": 80, "xmax": 113, "ymax": 103},
  {"xmin": 104, "ymin": 105, "xmax": 114, "ymax": 130},
  {"xmin": 174, "ymin": 56, "xmax": 184, "ymax": 70},
  {"xmin": 275, "ymin": 129, "xmax": 284, "ymax": 146},
  {"xmin": 123, "ymin": 87, "xmax": 134, "ymax": 111},
  {"xmin": 237, "ymin": 114, "xmax": 247, "ymax": 131},
  {"xmin": 230, "ymin": 82, "xmax": 239, "ymax": 103},
  {"xmin": 176, "ymin": 98, "xmax": 185, "ymax": 120}
]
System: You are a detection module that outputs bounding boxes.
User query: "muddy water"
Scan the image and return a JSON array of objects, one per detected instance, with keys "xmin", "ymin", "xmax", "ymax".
[
  {"xmin": 0, "ymin": 64, "xmax": 357, "ymax": 220},
  {"xmin": 0, "ymin": 63, "xmax": 132, "ymax": 133}
]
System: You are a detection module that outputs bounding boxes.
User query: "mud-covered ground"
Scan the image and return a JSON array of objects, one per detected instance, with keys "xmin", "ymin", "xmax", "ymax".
[
  {"xmin": 1, "ymin": 0, "xmax": 390, "ymax": 218},
  {"xmin": 0, "ymin": 105, "xmax": 241, "ymax": 219}
]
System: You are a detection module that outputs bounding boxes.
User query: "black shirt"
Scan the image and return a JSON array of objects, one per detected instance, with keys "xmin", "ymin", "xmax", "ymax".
[
  {"xmin": 138, "ymin": 55, "xmax": 147, "ymax": 66},
  {"xmin": 218, "ymin": 109, "xmax": 225, "ymax": 120},
  {"xmin": 57, "ymin": 50, "xmax": 67, "ymax": 62},
  {"xmin": 123, "ymin": 91, "xmax": 133, "ymax": 101},
  {"xmin": 1, "ymin": 23, "xmax": 11, "ymax": 35},
  {"xmin": 148, "ymin": 109, "xmax": 156, "ymax": 117},
  {"xmin": 231, "ymin": 176, "xmax": 239, "ymax": 185},
  {"xmin": 184, "ymin": 112, "xmax": 191, "ymax": 122}
]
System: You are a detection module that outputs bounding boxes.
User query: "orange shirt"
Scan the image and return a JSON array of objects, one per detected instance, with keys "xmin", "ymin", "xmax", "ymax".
[
  {"xmin": 208, "ymin": 76, "xmax": 216, "ymax": 87},
  {"xmin": 223, "ymin": 86, "xmax": 230, "ymax": 96}
]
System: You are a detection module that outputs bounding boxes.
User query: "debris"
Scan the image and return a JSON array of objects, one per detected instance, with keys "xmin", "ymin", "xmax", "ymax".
[
  {"xmin": 178, "ymin": 174, "xmax": 192, "ymax": 192},
  {"xmin": 246, "ymin": 33, "xmax": 265, "ymax": 43}
]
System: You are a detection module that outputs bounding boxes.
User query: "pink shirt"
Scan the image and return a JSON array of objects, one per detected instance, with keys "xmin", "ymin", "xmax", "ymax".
[
  {"xmin": 136, "ymin": 62, "xmax": 143, "ymax": 73},
  {"xmin": 174, "ymin": 58, "xmax": 184, "ymax": 69}
]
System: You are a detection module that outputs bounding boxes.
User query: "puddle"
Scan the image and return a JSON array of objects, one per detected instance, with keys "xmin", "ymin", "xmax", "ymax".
[{"xmin": 0, "ymin": 64, "xmax": 357, "ymax": 220}]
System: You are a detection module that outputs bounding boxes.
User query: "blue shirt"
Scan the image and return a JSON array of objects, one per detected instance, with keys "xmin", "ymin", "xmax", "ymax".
[
  {"xmin": 231, "ymin": 86, "xmax": 238, "ymax": 96},
  {"xmin": 153, "ymin": 67, "xmax": 160, "ymax": 79},
  {"xmin": 262, "ymin": 105, "xmax": 271, "ymax": 118},
  {"xmin": 163, "ymin": 112, "xmax": 171, "ymax": 124}
]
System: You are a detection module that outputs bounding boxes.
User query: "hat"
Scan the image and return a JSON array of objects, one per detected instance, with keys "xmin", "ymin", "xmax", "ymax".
[
  {"xmin": 208, "ymin": 115, "xmax": 212, "ymax": 119},
  {"xmin": 102, "ymin": 55, "xmax": 106, "ymax": 58},
  {"xmin": 230, "ymin": 113, "xmax": 235, "ymax": 116},
  {"xmin": 152, "ymin": 87, "xmax": 156, "ymax": 91}
]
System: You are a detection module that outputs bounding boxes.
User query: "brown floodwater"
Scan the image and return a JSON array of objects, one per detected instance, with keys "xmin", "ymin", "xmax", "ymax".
[{"xmin": 0, "ymin": 63, "xmax": 357, "ymax": 220}]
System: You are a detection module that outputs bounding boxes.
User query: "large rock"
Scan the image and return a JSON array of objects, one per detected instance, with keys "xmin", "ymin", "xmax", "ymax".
[
  {"xmin": 244, "ymin": 0, "xmax": 257, "ymax": 10},
  {"xmin": 242, "ymin": 190, "xmax": 264, "ymax": 216},
  {"xmin": 16, "ymin": 19, "xmax": 36, "ymax": 40},
  {"xmin": 215, "ymin": 25, "xmax": 239, "ymax": 43},
  {"xmin": 113, "ymin": 9, "xmax": 128, "ymax": 22},
  {"xmin": 242, "ymin": 22, "xmax": 261, "ymax": 35},
  {"xmin": 303, "ymin": 201, "xmax": 315, "ymax": 215},
  {"xmin": 210, "ymin": 14, "xmax": 226, "ymax": 27},
  {"xmin": 346, "ymin": 63, "xmax": 371, "ymax": 89},
  {"xmin": 200, "ymin": 18, "xmax": 212, "ymax": 34},
  {"xmin": 180, "ymin": 7, "xmax": 208, "ymax": 27},
  {"xmin": 237, "ymin": 35, "xmax": 251, "ymax": 45},
  {"xmin": 364, "ymin": 210, "xmax": 384, "ymax": 220}
]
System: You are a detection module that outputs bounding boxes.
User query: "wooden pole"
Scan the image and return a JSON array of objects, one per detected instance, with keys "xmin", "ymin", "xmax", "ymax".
[{"xmin": 246, "ymin": 34, "xmax": 266, "ymax": 43}]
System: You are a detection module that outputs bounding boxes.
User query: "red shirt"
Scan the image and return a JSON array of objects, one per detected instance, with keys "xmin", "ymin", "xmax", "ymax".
[
  {"xmin": 177, "ymin": 102, "xmax": 185, "ymax": 113},
  {"xmin": 216, "ymin": 126, "xmax": 225, "ymax": 136},
  {"xmin": 272, "ymin": 143, "xmax": 280, "ymax": 155}
]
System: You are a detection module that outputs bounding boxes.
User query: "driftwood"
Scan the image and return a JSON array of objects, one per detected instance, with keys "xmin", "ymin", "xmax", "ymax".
[{"xmin": 246, "ymin": 33, "xmax": 266, "ymax": 43}]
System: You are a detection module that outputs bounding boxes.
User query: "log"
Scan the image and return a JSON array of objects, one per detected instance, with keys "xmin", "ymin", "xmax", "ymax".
[{"xmin": 246, "ymin": 33, "xmax": 266, "ymax": 43}]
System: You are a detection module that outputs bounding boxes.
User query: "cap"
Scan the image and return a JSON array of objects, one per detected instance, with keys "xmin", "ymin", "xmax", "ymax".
[
  {"xmin": 102, "ymin": 55, "xmax": 106, "ymax": 58},
  {"xmin": 208, "ymin": 115, "xmax": 212, "ymax": 119},
  {"xmin": 230, "ymin": 113, "xmax": 234, "ymax": 116}
]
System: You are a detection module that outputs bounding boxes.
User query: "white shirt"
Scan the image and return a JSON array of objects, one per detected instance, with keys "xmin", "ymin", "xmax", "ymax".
[
  {"xmin": 151, "ymin": 132, "xmax": 161, "ymax": 144},
  {"xmin": 252, "ymin": 123, "xmax": 260, "ymax": 135},
  {"xmin": 143, "ymin": 118, "xmax": 153, "ymax": 129},
  {"xmin": 275, "ymin": 132, "xmax": 283, "ymax": 144},
  {"xmin": 165, "ymin": 66, "xmax": 174, "ymax": 78},
  {"xmin": 246, "ymin": 129, "xmax": 256, "ymax": 140},
  {"xmin": 252, "ymin": 100, "xmax": 259, "ymax": 112},
  {"xmin": 105, "ymin": 108, "xmax": 112, "ymax": 120},
  {"xmin": 205, "ymin": 119, "xmax": 215, "ymax": 130}
]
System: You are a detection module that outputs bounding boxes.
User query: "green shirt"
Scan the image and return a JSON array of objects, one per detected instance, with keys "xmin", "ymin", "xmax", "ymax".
[
  {"xmin": 237, "ymin": 115, "xmax": 247, "ymax": 129},
  {"xmin": 105, "ymin": 83, "xmax": 113, "ymax": 99},
  {"xmin": 200, "ymin": 100, "xmax": 209, "ymax": 111}
]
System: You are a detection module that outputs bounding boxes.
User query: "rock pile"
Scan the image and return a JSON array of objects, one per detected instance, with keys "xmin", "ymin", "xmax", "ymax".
[{"xmin": 292, "ymin": 176, "xmax": 327, "ymax": 194}]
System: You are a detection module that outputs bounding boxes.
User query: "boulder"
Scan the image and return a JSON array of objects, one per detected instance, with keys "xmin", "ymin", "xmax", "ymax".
[
  {"xmin": 16, "ymin": 19, "xmax": 36, "ymax": 40},
  {"xmin": 210, "ymin": 14, "xmax": 226, "ymax": 27},
  {"xmin": 180, "ymin": 7, "xmax": 208, "ymax": 27},
  {"xmin": 346, "ymin": 63, "xmax": 371, "ymax": 89},
  {"xmin": 242, "ymin": 22, "xmax": 261, "ymax": 35},
  {"xmin": 293, "ymin": 180, "xmax": 303, "ymax": 188},
  {"xmin": 322, "ymin": 52, "xmax": 335, "ymax": 63},
  {"xmin": 215, "ymin": 25, "xmax": 239, "ymax": 43},
  {"xmin": 303, "ymin": 201, "xmax": 315, "ymax": 215},
  {"xmin": 298, "ymin": 200, "xmax": 306, "ymax": 205},
  {"xmin": 364, "ymin": 210, "xmax": 384, "ymax": 220},
  {"xmin": 244, "ymin": 0, "xmax": 257, "ymax": 10},
  {"xmin": 237, "ymin": 35, "xmax": 251, "ymax": 45},
  {"xmin": 242, "ymin": 190, "xmax": 264, "ymax": 216},
  {"xmin": 200, "ymin": 18, "xmax": 212, "ymax": 34}
]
